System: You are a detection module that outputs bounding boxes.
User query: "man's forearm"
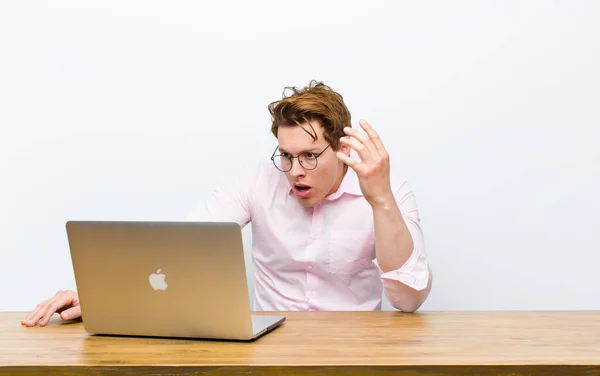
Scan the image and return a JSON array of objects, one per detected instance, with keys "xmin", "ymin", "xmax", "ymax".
[
  {"xmin": 372, "ymin": 196, "xmax": 413, "ymax": 272},
  {"xmin": 372, "ymin": 196, "xmax": 429, "ymax": 312}
]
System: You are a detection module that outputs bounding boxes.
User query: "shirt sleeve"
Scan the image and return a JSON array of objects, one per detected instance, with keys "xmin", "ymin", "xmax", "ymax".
[
  {"xmin": 374, "ymin": 180, "xmax": 431, "ymax": 292},
  {"xmin": 185, "ymin": 165, "xmax": 259, "ymax": 228}
]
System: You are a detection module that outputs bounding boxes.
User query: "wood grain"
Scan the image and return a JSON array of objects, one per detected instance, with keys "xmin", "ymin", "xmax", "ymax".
[{"xmin": 2, "ymin": 311, "xmax": 599, "ymax": 375}]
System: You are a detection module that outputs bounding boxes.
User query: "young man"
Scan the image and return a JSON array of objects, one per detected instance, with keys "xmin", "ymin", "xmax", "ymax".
[{"xmin": 22, "ymin": 81, "xmax": 432, "ymax": 327}]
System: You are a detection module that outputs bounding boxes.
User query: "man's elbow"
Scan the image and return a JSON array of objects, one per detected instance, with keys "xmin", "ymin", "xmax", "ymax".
[
  {"xmin": 391, "ymin": 272, "xmax": 433, "ymax": 313},
  {"xmin": 391, "ymin": 294, "xmax": 426, "ymax": 313}
]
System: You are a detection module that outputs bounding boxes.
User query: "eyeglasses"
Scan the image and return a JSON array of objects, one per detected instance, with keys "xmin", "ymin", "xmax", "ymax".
[{"xmin": 270, "ymin": 144, "xmax": 331, "ymax": 172}]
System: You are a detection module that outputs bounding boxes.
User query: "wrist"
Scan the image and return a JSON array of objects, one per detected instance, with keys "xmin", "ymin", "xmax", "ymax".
[{"xmin": 369, "ymin": 192, "xmax": 397, "ymax": 211}]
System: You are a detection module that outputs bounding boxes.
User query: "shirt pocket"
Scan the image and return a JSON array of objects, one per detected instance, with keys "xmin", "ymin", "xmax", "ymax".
[{"xmin": 326, "ymin": 230, "xmax": 376, "ymax": 276}]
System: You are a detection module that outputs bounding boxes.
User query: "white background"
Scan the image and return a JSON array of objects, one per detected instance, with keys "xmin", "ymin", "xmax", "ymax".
[{"xmin": 1, "ymin": 1, "xmax": 599, "ymax": 311}]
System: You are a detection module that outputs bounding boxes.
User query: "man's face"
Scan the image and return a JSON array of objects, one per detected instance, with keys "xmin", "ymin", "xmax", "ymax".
[{"xmin": 276, "ymin": 122, "xmax": 350, "ymax": 208}]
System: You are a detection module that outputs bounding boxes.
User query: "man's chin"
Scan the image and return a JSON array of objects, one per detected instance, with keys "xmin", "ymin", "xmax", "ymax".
[{"xmin": 294, "ymin": 195, "xmax": 321, "ymax": 208}]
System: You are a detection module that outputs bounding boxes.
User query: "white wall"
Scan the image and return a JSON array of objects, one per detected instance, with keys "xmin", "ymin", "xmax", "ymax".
[{"xmin": 1, "ymin": 0, "xmax": 599, "ymax": 312}]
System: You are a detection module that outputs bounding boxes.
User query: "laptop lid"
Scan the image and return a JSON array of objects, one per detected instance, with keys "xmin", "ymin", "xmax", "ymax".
[{"xmin": 66, "ymin": 221, "xmax": 278, "ymax": 340}]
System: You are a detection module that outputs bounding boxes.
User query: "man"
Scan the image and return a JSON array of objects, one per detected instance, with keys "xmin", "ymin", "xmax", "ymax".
[{"xmin": 22, "ymin": 80, "xmax": 432, "ymax": 327}]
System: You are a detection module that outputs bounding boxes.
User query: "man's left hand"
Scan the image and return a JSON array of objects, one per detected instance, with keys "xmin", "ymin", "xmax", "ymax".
[{"xmin": 336, "ymin": 119, "xmax": 395, "ymax": 208}]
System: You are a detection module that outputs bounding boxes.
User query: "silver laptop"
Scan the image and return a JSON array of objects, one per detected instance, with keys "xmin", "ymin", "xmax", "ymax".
[{"xmin": 65, "ymin": 221, "xmax": 285, "ymax": 341}]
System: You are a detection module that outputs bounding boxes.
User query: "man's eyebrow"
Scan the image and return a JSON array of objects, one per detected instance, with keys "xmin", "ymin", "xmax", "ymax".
[{"xmin": 278, "ymin": 147, "xmax": 321, "ymax": 154}]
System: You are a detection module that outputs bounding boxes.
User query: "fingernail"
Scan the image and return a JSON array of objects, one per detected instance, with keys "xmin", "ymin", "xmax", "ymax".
[{"xmin": 63, "ymin": 312, "xmax": 69, "ymax": 319}]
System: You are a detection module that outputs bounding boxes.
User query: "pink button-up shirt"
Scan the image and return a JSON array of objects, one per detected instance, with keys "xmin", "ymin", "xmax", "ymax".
[{"xmin": 187, "ymin": 163, "xmax": 430, "ymax": 311}]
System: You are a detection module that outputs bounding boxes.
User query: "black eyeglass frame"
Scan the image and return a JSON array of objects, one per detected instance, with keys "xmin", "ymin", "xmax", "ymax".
[{"xmin": 270, "ymin": 144, "xmax": 331, "ymax": 172}]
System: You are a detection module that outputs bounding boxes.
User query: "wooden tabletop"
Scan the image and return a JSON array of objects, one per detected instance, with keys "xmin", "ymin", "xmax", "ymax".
[{"xmin": 2, "ymin": 311, "xmax": 600, "ymax": 375}]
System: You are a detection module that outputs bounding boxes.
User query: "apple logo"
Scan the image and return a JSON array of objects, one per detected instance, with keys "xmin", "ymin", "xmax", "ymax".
[{"xmin": 149, "ymin": 268, "xmax": 168, "ymax": 291}]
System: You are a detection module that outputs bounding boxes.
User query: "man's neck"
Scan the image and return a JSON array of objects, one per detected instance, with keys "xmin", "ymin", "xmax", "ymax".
[{"xmin": 327, "ymin": 164, "xmax": 349, "ymax": 196}]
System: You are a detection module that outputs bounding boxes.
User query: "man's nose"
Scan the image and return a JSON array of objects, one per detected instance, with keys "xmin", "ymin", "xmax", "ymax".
[{"xmin": 289, "ymin": 158, "xmax": 306, "ymax": 177}]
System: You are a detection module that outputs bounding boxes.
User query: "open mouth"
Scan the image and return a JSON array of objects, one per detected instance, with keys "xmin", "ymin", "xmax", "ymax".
[{"xmin": 293, "ymin": 184, "xmax": 312, "ymax": 197}]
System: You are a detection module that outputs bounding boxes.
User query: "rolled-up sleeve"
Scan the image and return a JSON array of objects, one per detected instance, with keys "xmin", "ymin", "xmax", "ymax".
[{"xmin": 374, "ymin": 180, "xmax": 431, "ymax": 296}]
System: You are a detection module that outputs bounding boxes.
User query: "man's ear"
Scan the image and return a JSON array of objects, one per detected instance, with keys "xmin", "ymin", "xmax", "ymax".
[{"xmin": 340, "ymin": 143, "xmax": 351, "ymax": 156}]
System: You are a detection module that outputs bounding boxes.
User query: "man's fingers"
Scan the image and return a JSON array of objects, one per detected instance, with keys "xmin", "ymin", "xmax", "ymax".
[
  {"xmin": 21, "ymin": 309, "xmax": 36, "ymax": 325},
  {"xmin": 359, "ymin": 119, "xmax": 388, "ymax": 156},
  {"xmin": 39, "ymin": 294, "xmax": 75, "ymax": 326},
  {"xmin": 39, "ymin": 302, "xmax": 63, "ymax": 327},
  {"xmin": 343, "ymin": 127, "xmax": 379, "ymax": 159},
  {"xmin": 22, "ymin": 290, "xmax": 79, "ymax": 327},
  {"xmin": 336, "ymin": 151, "xmax": 368, "ymax": 175},
  {"xmin": 339, "ymin": 135, "xmax": 371, "ymax": 161},
  {"xmin": 60, "ymin": 306, "xmax": 82, "ymax": 321},
  {"xmin": 21, "ymin": 315, "xmax": 41, "ymax": 327},
  {"xmin": 38, "ymin": 314, "xmax": 53, "ymax": 327},
  {"xmin": 21, "ymin": 302, "xmax": 50, "ymax": 326}
]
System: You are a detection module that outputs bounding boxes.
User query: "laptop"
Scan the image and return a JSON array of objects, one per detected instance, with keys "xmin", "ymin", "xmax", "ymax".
[{"xmin": 65, "ymin": 220, "xmax": 285, "ymax": 341}]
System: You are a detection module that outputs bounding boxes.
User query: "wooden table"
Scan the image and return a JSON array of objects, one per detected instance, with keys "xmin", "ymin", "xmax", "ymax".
[{"xmin": 2, "ymin": 311, "xmax": 600, "ymax": 375}]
